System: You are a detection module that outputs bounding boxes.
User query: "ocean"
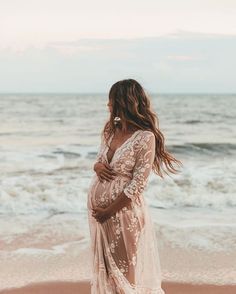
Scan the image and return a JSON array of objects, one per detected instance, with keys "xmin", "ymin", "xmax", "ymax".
[{"xmin": 0, "ymin": 93, "xmax": 236, "ymax": 286}]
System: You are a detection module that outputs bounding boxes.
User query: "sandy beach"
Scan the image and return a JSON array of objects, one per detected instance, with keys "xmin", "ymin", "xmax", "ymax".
[
  {"xmin": 0, "ymin": 213, "xmax": 236, "ymax": 293},
  {"xmin": 1, "ymin": 280, "xmax": 236, "ymax": 294}
]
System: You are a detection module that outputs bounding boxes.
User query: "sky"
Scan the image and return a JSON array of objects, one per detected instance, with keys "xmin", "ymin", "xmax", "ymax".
[{"xmin": 0, "ymin": 0, "xmax": 236, "ymax": 93}]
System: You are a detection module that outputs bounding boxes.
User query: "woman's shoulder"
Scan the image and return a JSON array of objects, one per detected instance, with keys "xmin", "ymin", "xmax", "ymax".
[
  {"xmin": 135, "ymin": 130, "xmax": 155, "ymax": 145},
  {"xmin": 132, "ymin": 130, "xmax": 155, "ymax": 155},
  {"xmin": 143, "ymin": 130, "xmax": 154, "ymax": 135},
  {"xmin": 138, "ymin": 130, "xmax": 155, "ymax": 139}
]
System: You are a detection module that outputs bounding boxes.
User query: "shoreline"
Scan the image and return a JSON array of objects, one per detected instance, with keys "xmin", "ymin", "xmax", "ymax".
[
  {"xmin": 1, "ymin": 213, "xmax": 235, "ymax": 290},
  {"xmin": 1, "ymin": 280, "xmax": 236, "ymax": 294}
]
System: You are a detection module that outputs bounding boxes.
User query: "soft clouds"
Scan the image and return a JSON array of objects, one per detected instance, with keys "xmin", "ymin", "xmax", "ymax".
[
  {"xmin": 0, "ymin": 31, "xmax": 235, "ymax": 93},
  {"xmin": 1, "ymin": 0, "xmax": 235, "ymax": 92},
  {"xmin": 1, "ymin": 0, "xmax": 236, "ymax": 49},
  {"xmin": 166, "ymin": 55, "xmax": 202, "ymax": 61}
]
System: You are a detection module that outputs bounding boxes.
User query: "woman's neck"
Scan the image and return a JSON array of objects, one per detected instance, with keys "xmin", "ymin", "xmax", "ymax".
[{"xmin": 115, "ymin": 126, "xmax": 138, "ymax": 135}]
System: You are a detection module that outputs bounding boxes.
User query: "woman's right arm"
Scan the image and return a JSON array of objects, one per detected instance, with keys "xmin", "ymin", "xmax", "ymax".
[
  {"xmin": 93, "ymin": 132, "xmax": 106, "ymax": 166},
  {"xmin": 93, "ymin": 162, "xmax": 100, "ymax": 172},
  {"xmin": 93, "ymin": 132, "xmax": 117, "ymax": 181}
]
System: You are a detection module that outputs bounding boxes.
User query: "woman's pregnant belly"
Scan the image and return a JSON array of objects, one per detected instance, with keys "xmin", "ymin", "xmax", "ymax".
[{"xmin": 87, "ymin": 174, "xmax": 131, "ymax": 210}]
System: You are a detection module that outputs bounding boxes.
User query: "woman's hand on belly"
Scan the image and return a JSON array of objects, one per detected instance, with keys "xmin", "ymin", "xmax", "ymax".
[
  {"xmin": 94, "ymin": 162, "xmax": 117, "ymax": 182},
  {"xmin": 92, "ymin": 206, "xmax": 112, "ymax": 223}
]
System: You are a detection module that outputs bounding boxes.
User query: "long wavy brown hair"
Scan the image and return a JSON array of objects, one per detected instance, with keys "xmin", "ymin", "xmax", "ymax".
[{"xmin": 102, "ymin": 79, "xmax": 183, "ymax": 178}]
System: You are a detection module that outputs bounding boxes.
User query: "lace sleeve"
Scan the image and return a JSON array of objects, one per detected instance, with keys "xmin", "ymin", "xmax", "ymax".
[{"xmin": 123, "ymin": 131, "xmax": 155, "ymax": 201}]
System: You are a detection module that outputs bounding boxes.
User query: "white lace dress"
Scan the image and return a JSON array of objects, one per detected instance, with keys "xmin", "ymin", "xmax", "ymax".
[{"xmin": 87, "ymin": 129, "xmax": 165, "ymax": 294}]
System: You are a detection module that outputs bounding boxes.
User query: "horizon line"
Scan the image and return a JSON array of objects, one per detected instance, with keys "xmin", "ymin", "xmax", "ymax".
[{"xmin": 0, "ymin": 92, "xmax": 235, "ymax": 95}]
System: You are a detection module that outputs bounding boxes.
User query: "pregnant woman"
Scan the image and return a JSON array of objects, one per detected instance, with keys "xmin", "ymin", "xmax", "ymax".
[{"xmin": 87, "ymin": 79, "xmax": 182, "ymax": 293}]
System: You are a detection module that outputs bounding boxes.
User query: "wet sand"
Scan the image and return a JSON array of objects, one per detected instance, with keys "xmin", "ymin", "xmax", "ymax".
[
  {"xmin": 1, "ymin": 280, "xmax": 236, "ymax": 294},
  {"xmin": 1, "ymin": 215, "xmax": 235, "ymax": 292}
]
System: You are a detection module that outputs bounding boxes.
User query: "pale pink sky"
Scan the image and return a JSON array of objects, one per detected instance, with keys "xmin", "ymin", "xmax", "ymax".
[
  {"xmin": 0, "ymin": 0, "xmax": 235, "ymax": 92},
  {"xmin": 1, "ymin": 0, "xmax": 236, "ymax": 49}
]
